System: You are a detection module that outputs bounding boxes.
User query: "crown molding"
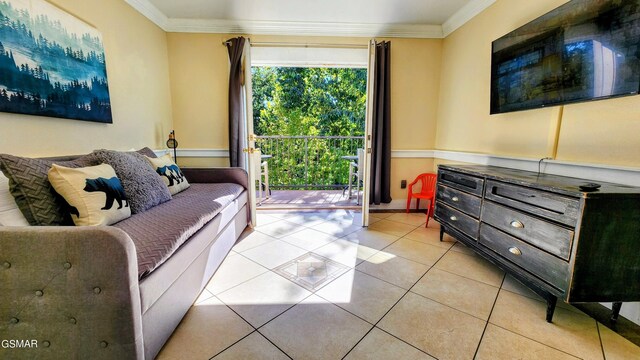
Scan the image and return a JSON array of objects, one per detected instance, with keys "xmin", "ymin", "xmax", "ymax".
[
  {"xmin": 126, "ymin": 0, "xmax": 493, "ymax": 38},
  {"xmin": 442, "ymin": 0, "xmax": 496, "ymax": 37},
  {"xmin": 165, "ymin": 18, "xmax": 443, "ymax": 38},
  {"xmin": 124, "ymin": 0, "xmax": 169, "ymax": 30}
]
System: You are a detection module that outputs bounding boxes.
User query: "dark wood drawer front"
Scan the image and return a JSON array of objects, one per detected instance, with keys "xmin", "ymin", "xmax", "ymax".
[
  {"xmin": 479, "ymin": 224, "xmax": 569, "ymax": 291},
  {"xmin": 481, "ymin": 202, "xmax": 574, "ymax": 260},
  {"xmin": 484, "ymin": 180, "xmax": 581, "ymax": 227},
  {"xmin": 435, "ymin": 203, "xmax": 480, "ymax": 240},
  {"xmin": 436, "ymin": 185, "xmax": 481, "ymax": 218},
  {"xmin": 438, "ymin": 170, "xmax": 484, "ymax": 196}
]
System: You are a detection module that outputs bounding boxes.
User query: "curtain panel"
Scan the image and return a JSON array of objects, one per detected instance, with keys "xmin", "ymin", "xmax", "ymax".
[
  {"xmin": 370, "ymin": 41, "xmax": 392, "ymax": 205},
  {"xmin": 227, "ymin": 37, "xmax": 247, "ymax": 168}
]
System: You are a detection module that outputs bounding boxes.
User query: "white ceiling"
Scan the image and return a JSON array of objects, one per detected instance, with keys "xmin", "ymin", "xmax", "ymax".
[
  {"xmin": 125, "ymin": 0, "xmax": 497, "ymax": 38},
  {"xmin": 149, "ymin": 0, "xmax": 468, "ymax": 25}
]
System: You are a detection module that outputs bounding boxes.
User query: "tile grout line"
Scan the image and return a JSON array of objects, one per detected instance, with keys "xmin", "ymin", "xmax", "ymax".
[
  {"xmin": 224, "ymin": 290, "xmax": 316, "ymax": 355},
  {"xmin": 340, "ymin": 289, "xmax": 434, "ymax": 359},
  {"xmin": 208, "ymin": 328, "xmax": 294, "ymax": 360},
  {"xmin": 488, "ymin": 319, "xmax": 586, "ymax": 359},
  {"xmin": 472, "ymin": 274, "xmax": 506, "ymax": 359},
  {"xmin": 481, "ymin": 286, "xmax": 594, "ymax": 359},
  {"xmin": 255, "ymin": 331, "xmax": 294, "ymax": 360},
  {"xmin": 208, "ymin": 330, "xmax": 256, "ymax": 360},
  {"xmin": 208, "ymin": 252, "xmax": 272, "ymax": 296},
  {"xmin": 214, "ymin": 214, "xmax": 439, "ymax": 359},
  {"xmin": 596, "ymin": 321, "xmax": 607, "ymax": 360},
  {"xmin": 374, "ymin": 327, "xmax": 442, "ymax": 360},
  {"xmin": 229, "ymin": 230, "xmax": 391, "ymax": 301},
  {"xmin": 336, "ymin": 220, "xmax": 427, "ymax": 360},
  {"xmin": 223, "ymin": 221, "xmax": 437, "ymax": 312},
  {"xmin": 424, "ymin": 265, "xmax": 501, "ymax": 289},
  {"xmin": 341, "ymin": 236, "xmax": 457, "ymax": 360},
  {"xmin": 406, "ymin": 288, "xmax": 495, "ymax": 324},
  {"xmin": 212, "ymin": 214, "xmax": 616, "ymax": 360},
  {"xmin": 495, "ymin": 287, "xmax": 592, "ymax": 318}
]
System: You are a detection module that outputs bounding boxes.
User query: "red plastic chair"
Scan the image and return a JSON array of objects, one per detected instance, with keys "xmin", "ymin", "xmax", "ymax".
[{"xmin": 406, "ymin": 173, "xmax": 437, "ymax": 227}]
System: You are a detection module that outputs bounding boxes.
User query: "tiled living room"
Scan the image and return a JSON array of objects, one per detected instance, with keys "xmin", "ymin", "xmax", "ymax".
[
  {"xmin": 2, "ymin": 0, "xmax": 640, "ymax": 359},
  {"xmin": 158, "ymin": 211, "xmax": 640, "ymax": 359}
]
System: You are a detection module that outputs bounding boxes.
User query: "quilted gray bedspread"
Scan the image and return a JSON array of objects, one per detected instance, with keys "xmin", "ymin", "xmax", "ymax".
[{"xmin": 113, "ymin": 183, "xmax": 244, "ymax": 278}]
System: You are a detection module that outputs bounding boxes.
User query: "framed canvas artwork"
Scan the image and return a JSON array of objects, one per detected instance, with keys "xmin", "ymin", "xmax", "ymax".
[{"xmin": 0, "ymin": 0, "xmax": 112, "ymax": 123}]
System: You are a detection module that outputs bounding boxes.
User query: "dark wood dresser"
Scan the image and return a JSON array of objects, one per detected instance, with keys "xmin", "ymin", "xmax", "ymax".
[{"xmin": 434, "ymin": 164, "xmax": 640, "ymax": 322}]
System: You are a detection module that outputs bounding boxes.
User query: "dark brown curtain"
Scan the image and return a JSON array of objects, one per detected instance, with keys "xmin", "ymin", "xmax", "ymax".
[
  {"xmin": 369, "ymin": 41, "xmax": 392, "ymax": 205},
  {"xmin": 227, "ymin": 37, "xmax": 246, "ymax": 168}
]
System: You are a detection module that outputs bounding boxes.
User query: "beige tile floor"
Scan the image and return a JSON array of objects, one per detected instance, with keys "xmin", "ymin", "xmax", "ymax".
[{"xmin": 158, "ymin": 210, "xmax": 640, "ymax": 360}]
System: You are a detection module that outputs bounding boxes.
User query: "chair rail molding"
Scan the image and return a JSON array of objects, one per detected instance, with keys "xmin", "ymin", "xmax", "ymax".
[
  {"xmin": 155, "ymin": 148, "xmax": 640, "ymax": 186},
  {"xmin": 434, "ymin": 150, "xmax": 640, "ymax": 187},
  {"xmin": 153, "ymin": 149, "xmax": 229, "ymax": 158},
  {"xmin": 391, "ymin": 150, "xmax": 436, "ymax": 158}
]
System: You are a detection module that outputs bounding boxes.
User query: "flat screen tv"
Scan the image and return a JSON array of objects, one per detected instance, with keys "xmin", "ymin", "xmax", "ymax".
[{"xmin": 490, "ymin": 0, "xmax": 640, "ymax": 114}]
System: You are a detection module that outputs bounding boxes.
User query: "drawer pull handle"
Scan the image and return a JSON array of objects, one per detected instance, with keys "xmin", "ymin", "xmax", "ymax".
[
  {"xmin": 508, "ymin": 247, "xmax": 522, "ymax": 256},
  {"xmin": 510, "ymin": 220, "xmax": 524, "ymax": 229},
  {"xmin": 450, "ymin": 216, "xmax": 458, "ymax": 221},
  {"xmin": 452, "ymin": 196, "xmax": 459, "ymax": 202}
]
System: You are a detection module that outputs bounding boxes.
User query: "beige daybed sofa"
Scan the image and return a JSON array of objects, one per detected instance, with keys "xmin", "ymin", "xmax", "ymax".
[{"xmin": 0, "ymin": 158, "xmax": 249, "ymax": 359}]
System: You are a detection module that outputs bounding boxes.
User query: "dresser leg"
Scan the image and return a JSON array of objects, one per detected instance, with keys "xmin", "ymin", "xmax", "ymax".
[
  {"xmin": 546, "ymin": 296, "xmax": 557, "ymax": 323},
  {"xmin": 611, "ymin": 302, "xmax": 623, "ymax": 322},
  {"xmin": 439, "ymin": 227, "xmax": 444, "ymax": 242}
]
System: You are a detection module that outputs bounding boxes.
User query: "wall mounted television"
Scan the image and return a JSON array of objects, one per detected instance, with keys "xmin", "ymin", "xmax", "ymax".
[{"xmin": 490, "ymin": 0, "xmax": 640, "ymax": 114}]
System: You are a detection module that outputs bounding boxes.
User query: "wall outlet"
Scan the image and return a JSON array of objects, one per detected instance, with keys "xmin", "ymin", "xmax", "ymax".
[{"xmin": 401, "ymin": 180, "xmax": 407, "ymax": 189}]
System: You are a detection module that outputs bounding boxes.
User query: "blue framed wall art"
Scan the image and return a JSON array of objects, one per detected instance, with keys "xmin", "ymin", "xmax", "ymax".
[{"xmin": 0, "ymin": 0, "xmax": 112, "ymax": 123}]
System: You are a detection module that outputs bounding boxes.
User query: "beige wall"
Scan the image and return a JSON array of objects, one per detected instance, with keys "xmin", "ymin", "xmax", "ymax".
[
  {"xmin": 391, "ymin": 158, "xmax": 435, "ymax": 201},
  {"xmin": 167, "ymin": 34, "xmax": 441, "ymax": 196},
  {"xmin": 383, "ymin": 38, "xmax": 441, "ymax": 151},
  {"xmin": 436, "ymin": 0, "xmax": 640, "ymax": 167},
  {"xmin": 168, "ymin": 34, "xmax": 442, "ymax": 151},
  {"xmin": 0, "ymin": 0, "xmax": 173, "ymax": 157},
  {"xmin": 167, "ymin": 33, "xmax": 230, "ymax": 154}
]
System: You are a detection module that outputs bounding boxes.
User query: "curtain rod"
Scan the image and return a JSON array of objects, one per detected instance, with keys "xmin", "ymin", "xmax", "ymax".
[{"xmin": 223, "ymin": 40, "xmax": 367, "ymax": 49}]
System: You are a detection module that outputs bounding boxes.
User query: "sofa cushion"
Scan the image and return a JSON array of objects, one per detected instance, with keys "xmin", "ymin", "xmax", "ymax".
[
  {"xmin": 145, "ymin": 154, "xmax": 190, "ymax": 195},
  {"xmin": 137, "ymin": 147, "xmax": 158, "ymax": 158},
  {"xmin": 0, "ymin": 172, "xmax": 29, "ymax": 226},
  {"xmin": 0, "ymin": 153, "xmax": 98, "ymax": 225},
  {"xmin": 48, "ymin": 164, "xmax": 131, "ymax": 226},
  {"xmin": 93, "ymin": 150, "xmax": 171, "ymax": 214},
  {"xmin": 113, "ymin": 183, "xmax": 245, "ymax": 278}
]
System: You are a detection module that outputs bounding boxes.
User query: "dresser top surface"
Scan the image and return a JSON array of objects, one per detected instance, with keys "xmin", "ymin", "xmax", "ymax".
[{"xmin": 439, "ymin": 164, "xmax": 640, "ymax": 198}]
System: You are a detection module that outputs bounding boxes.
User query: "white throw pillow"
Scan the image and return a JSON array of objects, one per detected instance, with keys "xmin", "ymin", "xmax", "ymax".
[
  {"xmin": 145, "ymin": 154, "xmax": 190, "ymax": 195},
  {"xmin": 48, "ymin": 164, "xmax": 131, "ymax": 226},
  {"xmin": 0, "ymin": 171, "xmax": 30, "ymax": 226}
]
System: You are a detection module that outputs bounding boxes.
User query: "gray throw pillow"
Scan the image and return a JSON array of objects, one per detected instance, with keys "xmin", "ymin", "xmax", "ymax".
[
  {"xmin": 93, "ymin": 150, "xmax": 171, "ymax": 213},
  {"xmin": 0, "ymin": 153, "xmax": 99, "ymax": 225},
  {"xmin": 136, "ymin": 147, "xmax": 157, "ymax": 158}
]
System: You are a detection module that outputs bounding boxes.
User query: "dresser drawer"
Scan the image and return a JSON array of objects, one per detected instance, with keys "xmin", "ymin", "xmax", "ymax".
[
  {"xmin": 435, "ymin": 203, "xmax": 480, "ymax": 240},
  {"xmin": 481, "ymin": 201, "xmax": 574, "ymax": 260},
  {"xmin": 479, "ymin": 224, "xmax": 569, "ymax": 291},
  {"xmin": 436, "ymin": 185, "xmax": 482, "ymax": 218},
  {"xmin": 484, "ymin": 180, "xmax": 581, "ymax": 227},
  {"xmin": 438, "ymin": 169, "xmax": 485, "ymax": 196}
]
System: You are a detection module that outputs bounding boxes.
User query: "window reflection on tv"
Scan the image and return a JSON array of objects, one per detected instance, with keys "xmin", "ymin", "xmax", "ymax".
[{"xmin": 490, "ymin": 0, "xmax": 640, "ymax": 114}]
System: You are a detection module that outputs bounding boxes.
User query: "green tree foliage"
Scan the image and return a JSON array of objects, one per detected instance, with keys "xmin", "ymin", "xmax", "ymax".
[{"xmin": 251, "ymin": 67, "xmax": 367, "ymax": 189}]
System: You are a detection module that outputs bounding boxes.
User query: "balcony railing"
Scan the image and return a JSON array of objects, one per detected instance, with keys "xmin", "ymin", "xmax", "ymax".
[{"xmin": 255, "ymin": 135, "xmax": 365, "ymax": 189}]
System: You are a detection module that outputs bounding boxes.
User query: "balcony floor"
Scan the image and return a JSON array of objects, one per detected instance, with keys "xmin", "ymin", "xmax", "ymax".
[{"xmin": 257, "ymin": 189, "xmax": 360, "ymax": 209}]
